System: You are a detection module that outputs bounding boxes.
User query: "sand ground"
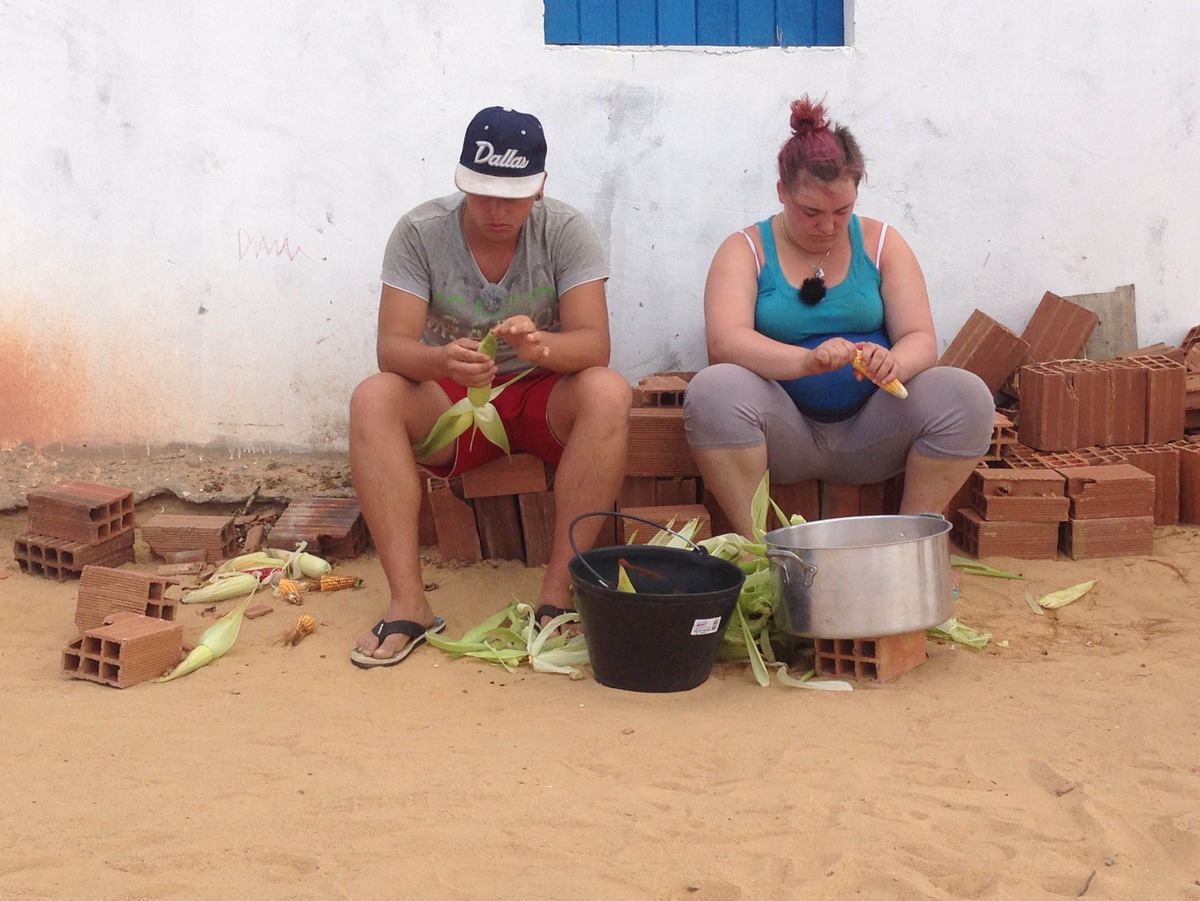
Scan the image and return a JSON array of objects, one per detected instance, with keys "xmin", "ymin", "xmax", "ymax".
[{"xmin": 1, "ymin": 446, "xmax": 1198, "ymax": 900}]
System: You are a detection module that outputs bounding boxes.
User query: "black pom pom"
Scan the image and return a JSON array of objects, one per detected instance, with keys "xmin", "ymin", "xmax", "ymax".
[{"xmin": 798, "ymin": 277, "xmax": 826, "ymax": 306}]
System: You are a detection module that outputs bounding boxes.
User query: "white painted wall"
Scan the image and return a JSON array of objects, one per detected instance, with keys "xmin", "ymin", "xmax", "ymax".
[{"xmin": 2, "ymin": 1, "xmax": 1196, "ymax": 450}]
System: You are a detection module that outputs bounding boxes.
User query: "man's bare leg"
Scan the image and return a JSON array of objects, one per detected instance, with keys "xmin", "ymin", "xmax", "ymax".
[
  {"xmin": 349, "ymin": 372, "xmax": 453, "ymax": 660},
  {"xmin": 538, "ymin": 367, "xmax": 632, "ymax": 623}
]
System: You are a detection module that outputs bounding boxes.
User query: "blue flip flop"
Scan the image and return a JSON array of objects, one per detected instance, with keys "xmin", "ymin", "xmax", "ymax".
[{"xmin": 349, "ymin": 617, "xmax": 445, "ymax": 669}]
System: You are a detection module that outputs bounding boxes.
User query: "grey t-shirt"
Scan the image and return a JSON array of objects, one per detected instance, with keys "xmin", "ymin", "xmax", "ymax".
[{"xmin": 380, "ymin": 193, "xmax": 609, "ymax": 375}]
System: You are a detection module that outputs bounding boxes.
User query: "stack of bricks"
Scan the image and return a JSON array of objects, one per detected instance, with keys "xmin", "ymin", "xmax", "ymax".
[
  {"xmin": 939, "ymin": 289, "xmax": 1199, "ymax": 559},
  {"xmin": 954, "ymin": 468, "xmax": 1069, "ymax": 559},
  {"xmin": 61, "ymin": 565, "xmax": 183, "ymax": 688},
  {"xmin": 141, "ymin": 513, "xmax": 239, "ymax": 564},
  {"xmin": 426, "ymin": 452, "xmax": 557, "ymax": 566},
  {"xmin": 1059, "ymin": 464, "xmax": 1156, "ymax": 559},
  {"xmin": 13, "ymin": 481, "xmax": 136, "ymax": 581}
]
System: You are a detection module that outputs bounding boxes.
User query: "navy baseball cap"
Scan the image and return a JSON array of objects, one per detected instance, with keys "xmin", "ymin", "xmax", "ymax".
[{"xmin": 454, "ymin": 106, "xmax": 547, "ymax": 199}]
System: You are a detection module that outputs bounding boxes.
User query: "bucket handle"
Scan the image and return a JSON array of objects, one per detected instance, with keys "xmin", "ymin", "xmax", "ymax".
[
  {"xmin": 765, "ymin": 547, "xmax": 818, "ymax": 589},
  {"xmin": 568, "ymin": 511, "xmax": 710, "ymax": 591}
]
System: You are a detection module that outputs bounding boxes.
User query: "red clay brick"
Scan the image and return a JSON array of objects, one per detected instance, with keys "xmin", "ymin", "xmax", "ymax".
[
  {"xmin": 1061, "ymin": 464, "xmax": 1155, "ymax": 520},
  {"xmin": 1127, "ymin": 355, "xmax": 1186, "ymax": 444},
  {"xmin": 1018, "ymin": 362, "xmax": 1079, "ymax": 451},
  {"xmin": 13, "ymin": 530, "xmax": 135, "ymax": 582},
  {"xmin": 954, "ymin": 508, "xmax": 1060, "ymax": 559},
  {"xmin": 27, "ymin": 480, "xmax": 135, "ymax": 545},
  {"xmin": 267, "ymin": 498, "xmax": 367, "ymax": 559},
  {"xmin": 1020, "ymin": 291, "xmax": 1100, "ymax": 364},
  {"xmin": 427, "ymin": 478, "xmax": 482, "ymax": 563},
  {"xmin": 1060, "ymin": 516, "xmax": 1155, "ymax": 559},
  {"xmin": 819, "ymin": 483, "xmax": 862, "ymax": 520},
  {"xmin": 473, "ymin": 495, "xmax": 524, "ymax": 561},
  {"xmin": 626, "ymin": 408, "xmax": 698, "ymax": 477},
  {"xmin": 772, "ymin": 481, "xmax": 821, "ymax": 524},
  {"xmin": 1110, "ymin": 444, "xmax": 1180, "ymax": 525},
  {"xmin": 631, "ymin": 374, "xmax": 690, "ymax": 408},
  {"xmin": 1103, "ymin": 359, "xmax": 1149, "ymax": 445},
  {"xmin": 813, "ymin": 631, "xmax": 927, "ymax": 683},
  {"xmin": 75, "ymin": 566, "xmax": 180, "ymax": 633},
  {"xmin": 1178, "ymin": 443, "xmax": 1200, "ymax": 524},
  {"xmin": 459, "ymin": 454, "xmax": 549, "ymax": 499},
  {"xmin": 654, "ymin": 477, "xmax": 700, "ymax": 506},
  {"xmin": 62, "ymin": 613, "xmax": 182, "ymax": 688},
  {"xmin": 970, "ymin": 469, "xmax": 1068, "ymax": 522},
  {"xmin": 141, "ymin": 513, "xmax": 238, "ymax": 564},
  {"xmin": 517, "ymin": 491, "xmax": 556, "ymax": 564},
  {"xmin": 937, "ymin": 309, "xmax": 1030, "ymax": 394}
]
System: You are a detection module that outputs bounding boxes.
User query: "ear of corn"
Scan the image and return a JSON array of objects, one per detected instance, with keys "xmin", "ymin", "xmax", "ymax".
[
  {"xmin": 215, "ymin": 552, "xmax": 285, "ymax": 576},
  {"xmin": 1037, "ymin": 580, "xmax": 1096, "ymax": 609},
  {"xmin": 154, "ymin": 598, "xmax": 250, "ymax": 682},
  {"xmin": 275, "ymin": 613, "xmax": 318, "ymax": 647},
  {"xmin": 412, "ymin": 331, "xmax": 535, "ymax": 462},
  {"xmin": 852, "ymin": 349, "xmax": 908, "ymax": 399},
  {"xmin": 181, "ymin": 572, "xmax": 261, "ymax": 604},
  {"xmin": 319, "ymin": 574, "xmax": 363, "ymax": 591}
]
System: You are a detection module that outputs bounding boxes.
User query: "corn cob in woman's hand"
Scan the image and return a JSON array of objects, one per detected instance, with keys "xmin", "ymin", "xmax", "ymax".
[{"xmin": 852, "ymin": 349, "xmax": 908, "ymax": 399}]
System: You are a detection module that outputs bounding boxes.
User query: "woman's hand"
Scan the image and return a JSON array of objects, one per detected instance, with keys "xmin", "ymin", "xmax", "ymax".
[
  {"xmin": 852, "ymin": 341, "xmax": 901, "ymax": 386},
  {"xmin": 442, "ymin": 338, "xmax": 497, "ymax": 388},
  {"xmin": 493, "ymin": 315, "xmax": 551, "ymax": 364},
  {"xmin": 804, "ymin": 337, "xmax": 859, "ymax": 376}
]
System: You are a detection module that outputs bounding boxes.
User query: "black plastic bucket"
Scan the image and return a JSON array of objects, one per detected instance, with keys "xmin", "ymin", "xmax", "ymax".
[{"xmin": 568, "ymin": 513, "xmax": 746, "ymax": 693}]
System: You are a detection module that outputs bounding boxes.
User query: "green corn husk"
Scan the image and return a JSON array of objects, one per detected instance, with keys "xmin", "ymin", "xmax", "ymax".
[
  {"xmin": 412, "ymin": 332, "xmax": 534, "ymax": 461},
  {"xmin": 154, "ymin": 598, "xmax": 251, "ymax": 682},
  {"xmin": 927, "ymin": 617, "xmax": 992, "ymax": 649},
  {"xmin": 426, "ymin": 601, "xmax": 589, "ymax": 677},
  {"xmin": 950, "ymin": 556, "xmax": 1023, "ymax": 580},
  {"xmin": 1037, "ymin": 580, "xmax": 1097, "ymax": 609},
  {"xmin": 180, "ymin": 571, "xmax": 261, "ymax": 604},
  {"xmin": 616, "ymin": 564, "xmax": 636, "ymax": 593}
]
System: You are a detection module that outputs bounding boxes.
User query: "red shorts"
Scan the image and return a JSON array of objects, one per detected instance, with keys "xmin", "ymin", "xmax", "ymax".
[{"xmin": 421, "ymin": 369, "xmax": 566, "ymax": 478}]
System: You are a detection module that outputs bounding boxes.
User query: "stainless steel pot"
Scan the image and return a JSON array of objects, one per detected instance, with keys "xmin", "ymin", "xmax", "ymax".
[{"xmin": 765, "ymin": 514, "xmax": 954, "ymax": 638}]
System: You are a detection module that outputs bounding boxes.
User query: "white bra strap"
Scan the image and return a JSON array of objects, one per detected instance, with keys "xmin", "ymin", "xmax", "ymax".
[
  {"xmin": 741, "ymin": 229, "xmax": 762, "ymax": 275},
  {"xmin": 875, "ymin": 223, "xmax": 889, "ymax": 268}
]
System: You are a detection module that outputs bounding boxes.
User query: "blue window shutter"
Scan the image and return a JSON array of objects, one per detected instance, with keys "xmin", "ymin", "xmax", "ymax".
[
  {"xmin": 657, "ymin": 0, "xmax": 697, "ymax": 43},
  {"xmin": 737, "ymin": 0, "xmax": 776, "ymax": 45},
  {"xmin": 545, "ymin": 0, "xmax": 843, "ymax": 47},
  {"xmin": 544, "ymin": 0, "xmax": 581, "ymax": 43},
  {"xmin": 580, "ymin": 0, "xmax": 619, "ymax": 43},
  {"xmin": 813, "ymin": 0, "xmax": 844, "ymax": 46},
  {"xmin": 618, "ymin": 2, "xmax": 658, "ymax": 43},
  {"xmin": 696, "ymin": 0, "xmax": 737, "ymax": 45}
]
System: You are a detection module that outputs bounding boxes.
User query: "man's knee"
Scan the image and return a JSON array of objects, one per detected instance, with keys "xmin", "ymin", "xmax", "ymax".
[{"xmin": 571, "ymin": 367, "xmax": 633, "ymax": 419}]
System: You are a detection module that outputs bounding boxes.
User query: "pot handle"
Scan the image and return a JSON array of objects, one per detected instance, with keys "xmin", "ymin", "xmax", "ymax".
[
  {"xmin": 765, "ymin": 547, "xmax": 818, "ymax": 589},
  {"xmin": 568, "ymin": 511, "xmax": 710, "ymax": 591}
]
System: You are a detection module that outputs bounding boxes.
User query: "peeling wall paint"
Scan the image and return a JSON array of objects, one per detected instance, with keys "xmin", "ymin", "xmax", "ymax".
[{"xmin": 1, "ymin": 1, "xmax": 1197, "ymax": 451}]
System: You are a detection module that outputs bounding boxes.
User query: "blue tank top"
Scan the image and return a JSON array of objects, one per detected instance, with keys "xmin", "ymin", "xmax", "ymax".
[{"xmin": 754, "ymin": 214, "xmax": 890, "ymax": 422}]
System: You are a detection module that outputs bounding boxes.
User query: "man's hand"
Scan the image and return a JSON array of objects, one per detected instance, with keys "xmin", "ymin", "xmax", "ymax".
[
  {"xmin": 442, "ymin": 338, "xmax": 497, "ymax": 388},
  {"xmin": 493, "ymin": 315, "xmax": 551, "ymax": 364}
]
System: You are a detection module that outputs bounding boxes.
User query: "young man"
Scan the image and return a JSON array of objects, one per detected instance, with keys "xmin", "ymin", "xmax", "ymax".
[{"xmin": 349, "ymin": 106, "xmax": 630, "ymax": 668}]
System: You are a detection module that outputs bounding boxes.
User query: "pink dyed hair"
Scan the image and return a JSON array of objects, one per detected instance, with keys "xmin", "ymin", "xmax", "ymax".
[{"xmin": 777, "ymin": 96, "xmax": 866, "ymax": 188}]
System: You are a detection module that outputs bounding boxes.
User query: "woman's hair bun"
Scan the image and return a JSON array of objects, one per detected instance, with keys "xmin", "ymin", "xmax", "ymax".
[{"xmin": 789, "ymin": 96, "xmax": 829, "ymax": 136}]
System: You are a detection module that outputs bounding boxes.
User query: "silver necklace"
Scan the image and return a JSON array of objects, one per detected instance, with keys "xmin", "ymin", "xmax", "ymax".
[{"xmin": 778, "ymin": 214, "xmax": 833, "ymax": 277}]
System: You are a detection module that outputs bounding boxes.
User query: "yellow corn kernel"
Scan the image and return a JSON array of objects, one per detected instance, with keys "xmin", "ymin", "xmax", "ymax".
[
  {"xmin": 318, "ymin": 574, "xmax": 363, "ymax": 592},
  {"xmin": 853, "ymin": 350, "xmax": 908, "ymax": 399}
]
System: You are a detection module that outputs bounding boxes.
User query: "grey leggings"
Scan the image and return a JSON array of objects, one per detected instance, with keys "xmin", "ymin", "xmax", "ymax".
[{"xmin": 683, "ymin": 364, "xmax": 995, "ymax": 484}]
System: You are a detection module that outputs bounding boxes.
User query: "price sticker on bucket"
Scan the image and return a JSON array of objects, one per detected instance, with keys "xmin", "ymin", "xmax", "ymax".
[{"xmin": 690, "ymin": 617, "xmax": 722, "ymax": 636}]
